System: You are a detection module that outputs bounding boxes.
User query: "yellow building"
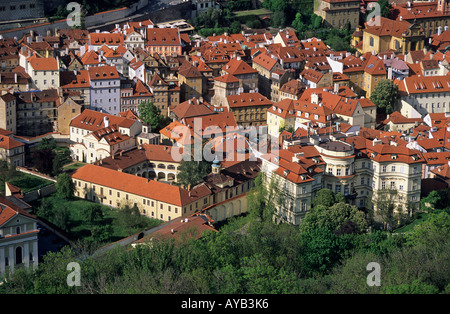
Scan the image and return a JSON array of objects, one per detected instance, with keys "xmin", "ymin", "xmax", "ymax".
[
  {"xmin": 362, "ymin": 54, "xmax": 387, "ymax": 98},
  {"xmin": 225, "ymin": 92, "xmax": 274, "ymax": 127},
  {"xmin": 361, "ymin": 17, "xmax": 425, "ymax": 55},
  {"xmin": 178, "ymin": 61, "xmax": 203, "ymax": 102},
  {"xmin": 393, "ymin": 0, "xmax": 450, "ymax": 37},
  {"xmin": 314, "ymin": 0, "xmax": 360, "ymax": 29},
  {"xmin": 72, "ymin": 164, "xmax": 211, "ymax": 222}
]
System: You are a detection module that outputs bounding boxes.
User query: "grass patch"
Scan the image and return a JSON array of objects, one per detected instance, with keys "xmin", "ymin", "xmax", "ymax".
[
  {"xmin": 393, "ymin": 212, "xmax": 429, "ymax": 233},
  {"xmin": 0, "ymin": 171, "xmax": 54, "ymax": 194},
  {"xmin": 32, "ymin": 195, "xmax": 163, "ymax": 244},
  {"xmin": 233, "ymin": 8, "xmax": 271, "ymax": 17},
  {"xmin": 63, "ymin": 162, "xmax": 86, "ymax": 171}
]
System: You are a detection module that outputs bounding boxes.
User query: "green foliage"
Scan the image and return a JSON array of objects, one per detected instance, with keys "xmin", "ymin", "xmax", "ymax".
[
  {"xmin": 82, "ymin": 203, "xmax": 104, "ymax": 224},
  {"xmin": 312, "ymin": 188, "xmax": 336, "ymax": 208},
  {"xmin": 176, "ymin": 160, "xmax": 211, "ymax": 189},
  {"xmin": 377, "ymin": 0, "xmax": 393, "ymax": 18},
  {"xmin": 370, "ymin": 79, "xmax": 399, "ymax": 114},
  {"xmin": 405, "ymin": 211, "xmax": 450, "ymax": 248},
  {"xmin": 421, "ymin": 189, "xmax": 450, "ymax": 211},
  {"xmin": 137, "ymin": 101, "xmax": 170, "ymax": 133},
  {"xmin": 56, "ymin": 172, "xmax": 75, "ymax": 200},
  {"xmin": 300, "ymin": 227, "xmax": 349, "ymax": 274},
  {"xmin": 301, "ymin": 202, "xmax": 368, "ymax": 235},
  {"xmin": 227, "ymin": 0, "xmax": 254, "ymax": 11},
  {"xmin": 382, "ymin": 279, "xmax": 440, "ymax": 294}
]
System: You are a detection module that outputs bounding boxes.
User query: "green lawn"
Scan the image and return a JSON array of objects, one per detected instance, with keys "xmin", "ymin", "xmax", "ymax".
[
  {"xmin": 63, "ymin": 162, "xmax": 86, "ymax": 172},
  {"xmin": 1, "ymin": 171, "xmax": 54, "ymax": 194},
  {"xmin": 233, "ymin": 8, "xmax": 272, "ymax": 17},
  {"xmin": 33, "ymin": 195, "xmax": 163, "ymax": 244}
]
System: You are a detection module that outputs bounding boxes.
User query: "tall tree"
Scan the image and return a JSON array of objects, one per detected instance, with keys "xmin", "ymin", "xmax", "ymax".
[
  {"xmin": 370, "ymin": 79, "xmax": 399, "ymax": 114},
  {"xmin": 176, "ymin": 160, "xmax": 211, "ymax": 189},
  {"xmin": 56, "ymin": 172, "xmax": 75, "ymax": 200},
  {"xmin": 137, "ymin": 101, "xmax": 170, "ymax": 133}
]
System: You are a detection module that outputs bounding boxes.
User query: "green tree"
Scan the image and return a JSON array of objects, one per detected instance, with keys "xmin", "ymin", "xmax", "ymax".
[
  {"xmin": 176, "ymin": 160, "xmax": 211, "ymax": 189},
  {"xmin": 90, "ymin": 224, "xmax": 113, "ymax": 243},
  {"xmin": 52, "ymin": 204, "xmax": 70, "ymax": 232},
  {"xmin": 137, "ymin": 101, "xmax": 169, "ymax": 133},
  {"xmin": 312, "ymin": 188, "xmax": 336, "ymax": 208},
  {"xmin": 406, "ymin": 211, "xmax": 450, "ymax": 248},
  {"xmin": 82, "ymin": 203, "xmax": 104, "ymax": 225},
  {"xmin": 301, "ymin": 201, "xmax": 368, "ymax": 234},
  {"xmin": 292, "ymin": 13, "xmax": 307, "ymax": 34},
  {"xmin": 56, "ymin": 172, "xmax": 75, "ymax": 200},
  {"xmin": 377, "ymin": 0, "xmax": 392, "ymax": 18},
  {"xmin": 33, "ymin": 148, "xmax": 56, "ymax": 175},
  {"xmin": 230, "ymin": 21, "xmax": 242, "ymax": 34},
  {"xmin": 300, "ymin": 227, "xmax": 347, "ymax": 274},
  {"xmin": 382, "ymin": 279, "xmax": 439, "ymax": 294},
  {"xmin": 370, "ymin": 79, "xmax": 399, "ymax": 114}
]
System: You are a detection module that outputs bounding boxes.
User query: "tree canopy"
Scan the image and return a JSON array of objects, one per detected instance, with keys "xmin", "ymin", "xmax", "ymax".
[{"xmin": 370, "ymin": 79, "xmax": 399, "ymax": 114}]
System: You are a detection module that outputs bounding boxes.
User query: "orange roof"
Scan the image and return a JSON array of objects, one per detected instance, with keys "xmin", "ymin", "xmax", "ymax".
[
  {"xmin": 364, "ymin": 17, "xmax": 412, "ymax": 38},
  {"xmin": 222, "ymin": 58, "xmax": 257, "ymax": 76},
  {"xmin": 88, "ymin": 65, "xmax": 119, "ymax": 80},
  {"xmin": 226, "ymin": 92, "xmax": 273, "ymax": 108},
  {"xmin": 28, "ymin": 57, "xmax": 58, "ymax": 71},
  {"xmin": 364, "ymin": 55, "xmax": 386, "ymax": 76},
  {"xmin": 394, "ymin": 2, "xmax": 450, "ymax": 21},
  {"xmin": 170, "ymin": 97, "xmax": 214, "ymax": 119},
  {"xmin": 0, "ymin": 134, "xmax": 24, "ymax": 150},
  {"xmin": 252, "ymin": 52, "xmax": 279, "ymax": 71},
  {"xmin": 383, "ymin": 111, "xmax": 422, "ymax": 124},
  {"xmin": 72, "ymin": 164, "xmax": 210, "ymax": 207},
  {"xmin": 213, "ymin": 73, "xmax": 239, "ymax": 83},
  {"xmin": 70, "ymin": 109, "xmax": 136, "ymax": 131},
  {"xmin": 432, "ymin": 162, "xmax": 450, "ymax": 178},
  {"xmin": 146, "ymin": 28, "xmax": 181, "ymax": 46},
  {"xmin": 397, "ymin": 75, "xmax": 450, "ymax": 95},
  {"xmin": 300, "ymin": 68, "xmax": 324, "ymax": 83},
  {"xmin": 267, "ymin": 98, "xmax": 296, "ymax": 119},
  {"xmin": 60, "ymin": 70, "xmax": 90, "ymax": 89},
  {"xmin": 89, "ymin": 32, "xmax": 124, "ymax": 46}
]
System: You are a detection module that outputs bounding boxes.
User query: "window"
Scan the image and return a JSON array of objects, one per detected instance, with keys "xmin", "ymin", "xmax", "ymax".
[
  {"xmin": 382, "ymin": 181, "xmax": 386, "ymax": 189},
  {"xmin": 382, "ymin": 165, "xmax": 387, "ymax": 172},
  {"xmin": 369, "ymin": 37, "xmax": 374, "ymax": 47},
  {"xmin": 391, "ymin": 166, "xmax": 396, "ymax": 172},
  {"xmin": 336, "ymin": 169, "xmax": 341, "ymax": 176}
]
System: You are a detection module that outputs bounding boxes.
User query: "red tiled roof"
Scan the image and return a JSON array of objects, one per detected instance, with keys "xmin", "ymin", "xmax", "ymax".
[
  {"xmin": 213, "ymin": 73, "xmax": 239, "ymax": 83},
  {"xmin": 88, "ymin": 65, "xmax": 119, "ymax": 80},
  {"xmin": 72, "ymin": 164, "xmax": 211, "ymax": 207},
  {"xmin": 146, "ymin": 28, "xmax": 181, "ymax": 46},
  {"xmin": 89, "ymin": 32, "xmax": 124, "ymax": 46},
  {"xmin": 0, "ymin": 134, "xmax": 24, "ymax": 150},
  {"xmin": 70, "ymin": 109, "xmax": 136, "ymax": 131},
  {"xmin": 222, "ymin": 58, "xmax": 257, "ymax": 76},
  {"xmin": 226, "ymin": 92, "xmax": 273, "ymax": 108},
  {"xmin": 252, "ymin": 52, "xmax": 279, "ymax": 71},
  {"xmin": 28, "ymin": 57, "xmax": 58, "ymax": 71}
]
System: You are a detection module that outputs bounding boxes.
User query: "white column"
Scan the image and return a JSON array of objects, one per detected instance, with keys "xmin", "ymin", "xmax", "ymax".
[
  {"xmin": 8, "ymin": 246, "xmax": 14, "ymax": 273},
  {"xmin": 0, "ymin": 247, "xmax": 5, "ymax": 276},
  {"xmin": 24, "ymin": 242, "xmax": 29, "ymax": 268},
  {"xmin": 33, "ymin": 240, "xmax": 38, "ymax": 269}
]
